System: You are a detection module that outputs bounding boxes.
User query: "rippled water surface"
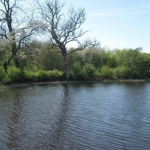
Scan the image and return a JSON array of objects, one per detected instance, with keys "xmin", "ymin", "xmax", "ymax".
[{"xmin": 0, "ymin": 82, "xmax": 150, "ymax": 150}]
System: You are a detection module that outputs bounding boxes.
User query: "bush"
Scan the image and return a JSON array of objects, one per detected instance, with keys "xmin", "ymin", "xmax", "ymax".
[
  {"xmin": 38, "ymin": 70, "xmax": 51, "ymax": 81},
  {"xmin": 24, "ymin": 70, "xmax": 39, "ymax": 82},
  {"xmin": 100, "ymin": 66, "xmax": 113, "ymax": 79},
  {"xmin": 0, "ymin": 67, "xmax": 6, "ymax": 83},
  {"xmin": 24, "ymin": 69, "xmax": 63, "ymax": 82},
  {"xmin": 69, "ymin": 61, "xmax": 83, "ymax": 80},
  {"xmin": 2, "ymin": 74, "xmax": 11, "ymax": 84},
  {"xmin": 70, "ymin": 62, "xmax": 97, "ymax": 80},
  {"xmin": 95, "ymin": 68, "xmax": 102, "ymax": 80},
  {"xmin": 49, "ymin": 69, "xmax": 63, "ymax": 80},
  {"xmin": 112, "ymin": 66, "xmax": 129, "ymax": 79},
  {"xmin": 82, "ymin": 63, "xmax": 96, "ymax": 80},
  {"xmin": 7, "ymin": 66, "xmax": 25, "ymax": 83}
]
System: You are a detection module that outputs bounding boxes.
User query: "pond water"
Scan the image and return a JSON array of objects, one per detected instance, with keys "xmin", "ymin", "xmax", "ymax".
[{"xmin": 0, "ymin": 82, "xmax": 150, "ymax": 150}]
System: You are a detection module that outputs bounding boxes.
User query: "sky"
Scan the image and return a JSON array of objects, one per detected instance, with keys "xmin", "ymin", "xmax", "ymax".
[{"xmin": 60, "ymin": 0, "xmax": 150, "ymax": 53}]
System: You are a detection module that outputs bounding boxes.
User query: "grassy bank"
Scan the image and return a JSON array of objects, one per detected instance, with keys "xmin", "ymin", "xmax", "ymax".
[{"xmin": 0, "ymin": 66, "xmax": 150, "ymax": 86}]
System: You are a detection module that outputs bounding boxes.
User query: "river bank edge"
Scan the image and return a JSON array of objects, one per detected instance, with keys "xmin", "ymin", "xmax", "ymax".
[{"xmin": 1, "ymin": 79, "xmax": 150, "ymax": 90}]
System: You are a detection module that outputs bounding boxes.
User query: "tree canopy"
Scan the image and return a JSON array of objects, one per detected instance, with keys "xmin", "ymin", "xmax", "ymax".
[{"xmin": 0, "ymin": 0, "xmax": 150, "ymax": 84}]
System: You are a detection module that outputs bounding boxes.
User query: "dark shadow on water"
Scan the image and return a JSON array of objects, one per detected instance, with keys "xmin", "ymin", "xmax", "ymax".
[
  {"xmin": 49, "ymin": 84, "xmax": 71, "ymax": 149},
  {"xmin": 6, "ymin": 89, "xmax": 23, "ymax": 150},
  {"xmin": 69, "ymin": 82, "xmax": 95, "ymax": 88}
]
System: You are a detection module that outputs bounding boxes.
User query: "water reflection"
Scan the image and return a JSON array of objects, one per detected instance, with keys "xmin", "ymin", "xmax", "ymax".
[
  {"xmin": 0, "ymin": 89, "xmax": 23, "ymax": 150},
  {"xmin": 0, "ymin": 83, "xmax": 150, "ymax": 150},
  {"xmin": 7, "ymin": 90, "xmax": 25, "ymax": 150},
  {"xmin": 51, "ymin": 84, "xmax": 70, "ymax": 149},
  {"xmin": 7, "ymin": 97, "xmax": 20, "ymax": 149}
]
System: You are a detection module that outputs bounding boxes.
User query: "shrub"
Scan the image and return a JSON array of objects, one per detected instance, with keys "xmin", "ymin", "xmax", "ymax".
[
  {"xmin": 38, "ymin": 70, "xmax": 51, "ymax": 81},
  {"xmin": 100, "ymin": 66, "xmax": 113, "ymax": 79},
  {"xmin": 49, "ymin": 69, "xmax": 63, "ymax": 80},
  {"xmin": 7, "ymin": 66, "xmax": 25, "ymax": 83},
  {"xmin": 69, "ymin": 61, "xmax": 83, "ymax": 80},
  {"xmin": 95, "ymin": 68, "xmax": 102, "ymax": 80},
  {"xmin": 2, "ymin": 74, "xmax": 11, "ymax": 84},
  {"xmin": 24, "ymin": 69, "xmax": 63, "ymax": 82},
  {"xmin": 0, "ymin": 67, "xmax": 6, "ymax": 83},
  {"xmin": 24, "ymin": 71, "xmax": 38, "ymax": 82},
  {"xmin": 82, "ymin": 63, "xmax": 96, "ymax": 80},
  {"xmin": 112, "ymin": 66, "xmax": 129, "ymax": 79}
]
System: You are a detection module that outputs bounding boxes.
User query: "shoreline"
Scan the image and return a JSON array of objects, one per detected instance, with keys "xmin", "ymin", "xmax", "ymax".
[{"xmin": 1, "ymin": 79, "xmax": 150, "ymax": 89}]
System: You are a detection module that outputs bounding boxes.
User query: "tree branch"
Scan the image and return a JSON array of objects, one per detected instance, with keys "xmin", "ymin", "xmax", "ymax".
[{"xmin": 67, "ymin": 38, "xmax": 100, "ymax": 55}]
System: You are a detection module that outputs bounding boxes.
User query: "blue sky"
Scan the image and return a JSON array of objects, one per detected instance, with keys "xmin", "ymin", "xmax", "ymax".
[{"xmin": 61, "ymin": 0, "xmax": 150, "ymax": 53}]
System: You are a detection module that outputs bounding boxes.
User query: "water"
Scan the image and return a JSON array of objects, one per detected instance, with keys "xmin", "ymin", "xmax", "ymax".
[{"xmin": 0, "ymin": 82, "xmax": 150, "ymax": 150}]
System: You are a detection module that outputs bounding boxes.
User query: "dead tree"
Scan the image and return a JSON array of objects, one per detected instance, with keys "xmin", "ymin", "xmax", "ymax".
[{"xmin": 38, "ymin": 0, "xmax": 99, "ymax": 79}]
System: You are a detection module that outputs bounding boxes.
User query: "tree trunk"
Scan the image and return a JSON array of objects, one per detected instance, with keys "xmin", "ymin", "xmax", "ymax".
[
  {"xmin": 14, "ymin": 57, "xmax": 20, "ymax": 68},
  {"xmin": 3, "ymin": 62, "xmax": 8, "ymax": 72},
  {"xmin": 12, "ymin": 42, "xmax": 20, "ymax": 68},
  {"xmin": 63, "ymin": 53, "xmax": 69, "ymax": 79}
]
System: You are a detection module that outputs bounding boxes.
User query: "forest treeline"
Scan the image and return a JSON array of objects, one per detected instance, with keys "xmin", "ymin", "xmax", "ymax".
[
  {"xmin": 0, "ymin": 42, "xmax": 150, "ymax": 84},
  {"xmin": 0, "ymin": 0, "xmax": 150, "ymax": 84}
]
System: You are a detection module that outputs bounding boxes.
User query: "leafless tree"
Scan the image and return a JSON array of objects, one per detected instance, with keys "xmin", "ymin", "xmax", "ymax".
[
  {"xmin": 0, "ymin": 0, "xmax": 37, "ymax": 72},
  {"xmin": 38, "ymin": 0, "xmax": 99, "ymax": 78}
]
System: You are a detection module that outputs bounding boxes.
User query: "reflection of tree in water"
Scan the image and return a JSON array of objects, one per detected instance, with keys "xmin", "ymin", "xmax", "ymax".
[
  {"xmin": 50, "ymin": 84, "xmax": 71, "ymax": 149},
  {"xmin": 6, "ymin": 89, "xmax": 23, "ymax": 150},
  {"xmin": 4, "ymin": 85, "xmax": 71, "ymax": 149}
]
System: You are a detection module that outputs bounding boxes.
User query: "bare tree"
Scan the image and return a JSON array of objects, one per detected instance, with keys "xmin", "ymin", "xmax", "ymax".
[
  {"xmin": 38, "ymin": 0, "xmax": 99, "ymax": 78},
  {"xmin": 0, "ymin": 0, "xmax": 37, "ymax": 72}
]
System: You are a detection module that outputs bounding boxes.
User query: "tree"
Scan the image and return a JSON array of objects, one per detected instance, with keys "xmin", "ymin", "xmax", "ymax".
[
  {"xmin": 0, "ymin": 0, "xmax": 37, "ymax": 72},
  {"xmin": 38, "ymin": 0, "xmax": 99, "ymax": 78},
  {"xmin": 136, "ymin": 53, "xmax": 150, "ymax": 78},
  {"xmin": 35, "ymin": 42, "xmax": 63, "ymax": 70}
]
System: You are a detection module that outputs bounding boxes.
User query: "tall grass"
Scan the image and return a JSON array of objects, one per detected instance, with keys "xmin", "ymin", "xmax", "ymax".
[{"xmin": 0, "ymin": 66, "xmax": 63, "ymax": 84}]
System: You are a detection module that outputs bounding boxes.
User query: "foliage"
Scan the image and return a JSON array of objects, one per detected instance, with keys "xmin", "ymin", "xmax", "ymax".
[
  {"xmin": 105, "ymin": 51, "xmax": 117, "ymax": 68},
  {"xmin": 82, "ymin": 63, "xmax": 96, "ymax": 80},
  {"xmin": 70, "ymin": 62, "xmax": 96, "ymax": 80},
  {"xmin": 2, "ymin": 74, "xmax": 11, "ymax": 84},
  {"xmin": 37, "ymin": 0, "xmax": 99, "ymax": 78},
  {"xmin": 1, "ymin": 1, "xmax": 149, "ymax": 83},
  {"xmin": 112, "ymin": 66, "xmax": 129, "ymax": 79},
  {"xmin": 0, "ymin": 66, "xmax": 25, "ymax": 84},
  {"xmin": 7, "ymin": 66, "xmax": 25, "ymax": 83},
  {"xmin": 24, "ymin": 69, "xmax": 63, "ymax": 82},
  {"xmin": 0, "ymin": 67, "xmax": 6, "ymax": 83},
  {"xmin": 1, "ymin": 39, "xmax": 150, "ymax": 84},
  {"xmin": 100, "ymin": 66, "xmax": 113, "ymax": 79},
  {"xmin": 136, "ymin": 53, "xmax": 150, "ymax": 78},
  {"xmin": 0, "ymin": 0, "xmax": 36, "ymax": 71},
  {"xmin": 69, "ymin": 61, "xmax": 83, "ymax": 80}
]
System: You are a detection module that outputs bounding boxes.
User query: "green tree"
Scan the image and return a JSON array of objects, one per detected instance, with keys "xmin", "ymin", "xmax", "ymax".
[
  {"xmin": 105, "ymin": 50, "xmax": 117, "ymax": 68},
  {"xmin": 37, "ymin": 42, "xmax": 63, "ymax": 70},
  {"xmin": 68, "ymin": 48, "xmax": 84, "ymax": 69},
  {"xmin": 114, "ymin": 48, "xmax": 141, "ymax": 78},
  {"xmin": 136, "ymin": 53, "xmax": 150, "ymax": 78}
]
